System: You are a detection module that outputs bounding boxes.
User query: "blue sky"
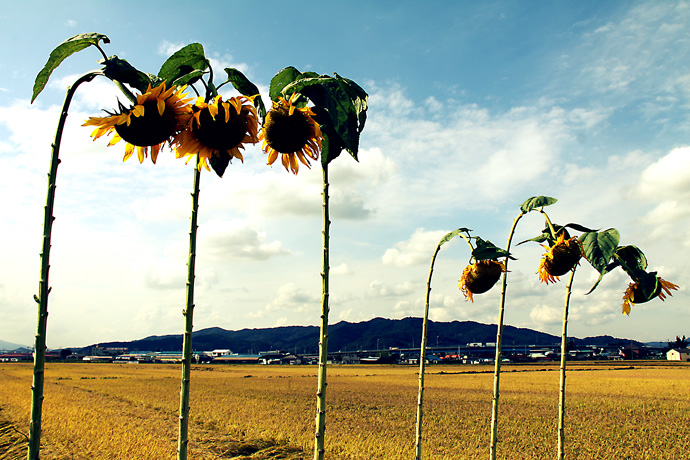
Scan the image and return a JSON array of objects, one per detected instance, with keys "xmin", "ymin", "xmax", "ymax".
[{"xmin": 1, "ymin": 1, "xmax": 688, "ymax": 348}]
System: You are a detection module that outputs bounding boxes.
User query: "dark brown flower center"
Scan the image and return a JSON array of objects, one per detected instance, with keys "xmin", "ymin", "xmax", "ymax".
[
  {"xmin": 114, "ymin": 100, "xmax": 177, "ymax": 146},
  {"xmin": 193, "ymin": 103, "xmax": 248, "ymax": 151},
  {"xmin": 630, "ymin": 280, "xmax": 661, "ymax": 304},
  {"xmin": 465, "ymin": 261, "xmax": 502, "ymax": 294},
  {"xmin": 544, "ymin": 239, "xmax": 582, "ymax": 277},
  {"xmin": 263, "ymin": 105, "xmax": 312, "ymax": 153}
]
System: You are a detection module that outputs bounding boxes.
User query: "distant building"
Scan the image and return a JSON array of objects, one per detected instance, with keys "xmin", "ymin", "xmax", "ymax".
[
  {"xmin": 207, "ymin": 349, "xmax": 232, "ymax": 357},
  {"xmin": 667, "ymin": 348, "xmax": 690, "ymax": 361},
  {"xmin": 82, "ymin": 355, "xmax": 112, "ymax": 362},
  {"xmin": 213, "ymin": 354, "xmax": 260, "ymax": 364}
]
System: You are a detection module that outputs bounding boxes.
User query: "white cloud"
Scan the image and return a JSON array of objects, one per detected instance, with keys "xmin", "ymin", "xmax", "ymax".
[
  {"xmin": 331, "ymin": 263, "xmax": 350, "ymax": 275},
  {"xmin": 266, "ymin": 283, "xmax": 319, "ymax": 313},
  {"xmin": 369, "ymin": 280, "xmax": 417, "ymax": 297},
  {"xmin": 200, "ymin": 219, "xmax": 290, "ymax": 261},
  {"xmin": 529, "ymin": 304, "xmax": 562, "ymax": 327},
  {"xmin": 639, "ymin": 146, "xmax": 690, "ymax": 200},
  {"xmin": 382, "ymin": 228, "xmax": 448, "ymax": 267}
]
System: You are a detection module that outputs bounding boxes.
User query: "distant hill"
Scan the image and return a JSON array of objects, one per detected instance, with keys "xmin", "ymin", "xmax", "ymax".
[
  {"xmin": 0, "ymin": 340, "xmax": 29, "ymax": 351},
  {"xmin": 82, "ymin": 317, "xmax": 642, "ymax": 354}
]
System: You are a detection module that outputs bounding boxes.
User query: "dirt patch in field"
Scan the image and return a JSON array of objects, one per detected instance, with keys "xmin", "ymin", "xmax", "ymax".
[
  {"xmin": 195, "ymin": 431, "xmax": 306, "ymax": 459},
  {"xmin": 0, "ymin": 417, "xmax": 28, "ymax": 460}
]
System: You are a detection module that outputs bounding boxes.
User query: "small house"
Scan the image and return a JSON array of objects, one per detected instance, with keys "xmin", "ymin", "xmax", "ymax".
[{"xmin": 666, "ymin": 348, "xmax": 690, "ymax": 361}]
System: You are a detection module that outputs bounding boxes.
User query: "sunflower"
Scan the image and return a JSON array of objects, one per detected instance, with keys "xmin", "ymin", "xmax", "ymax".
[
  {"xmin": 83, "ymin": 82, "xmax": 192, "ymax": 163},
  {"xmin": 621, "ymin": 277, "xmax": 679, "ymax": 315},
  {"xmin": 537, "ymin": 233, "xmax": 582, "ymax": 284},
  {"xmin": 459, "ymin": 260, "xmax": 506, "ymax": 302},
  {"xmin": 173, "ymin": 95, "xmax": 259, "ymax": 176},
  {"xmin": 259, "ymin": 93, "xmax": 323, "ymax": 174}
]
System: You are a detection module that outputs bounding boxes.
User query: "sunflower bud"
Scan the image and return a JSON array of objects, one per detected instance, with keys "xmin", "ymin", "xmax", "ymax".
[{"xmin": 459, "ymin": 260, "xmax": 506, "ymax": 302}]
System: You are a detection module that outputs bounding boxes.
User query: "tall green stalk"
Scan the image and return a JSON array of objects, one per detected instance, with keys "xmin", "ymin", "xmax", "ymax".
[
  {"xmin": 314, "ymin": 163, "xmax": 330, "ymax": 460},
  {"xmin": 177, "ymin": 161, "xmax": 201, "ymax": 460},
  {"xmin": 489, "ymin": 211, "xmax": 524, "ymax": 460},
  {"xmin": 558, "ymin": 268, "xmax": 576, "ymax": 460},
  {"xmin": 414, "ymin": 243, "xmax": 440, "ymax": 460},
  {"xmin": 28, "ymin": 71, "xmax": 100, "ymax": 460},
  {"xmin": 414, "ymin": 229, "xmax": 473, "ymax": 459}
]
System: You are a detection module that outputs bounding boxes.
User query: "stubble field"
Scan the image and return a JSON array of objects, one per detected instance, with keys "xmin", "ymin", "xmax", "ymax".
[{"xmin": 1, "ymin": 362, "xmax": 688, "ymax": 459}]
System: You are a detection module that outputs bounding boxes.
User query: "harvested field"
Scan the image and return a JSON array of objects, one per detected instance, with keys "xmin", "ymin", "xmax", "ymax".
[{"xmin": 1, "ymin": 362, "xmax": 688, "ymax": 459}]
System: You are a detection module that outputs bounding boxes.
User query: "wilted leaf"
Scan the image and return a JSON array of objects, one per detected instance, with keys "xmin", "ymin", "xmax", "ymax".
[
  {"xmin": 635, "ymin": 270, "xmax": 659, "ymax": 300},
  {"xmin": 473, "ymin": 238, "xmax": 515, "ymax": 261},
  {"xmin": 32, "ymin": 33, "xmax": 110, "ymax": 102},
  {"xmin": 223, "ymin": 68, "xmax": 266, "ymax": 119},
  {"xmin": 614, "ymin": 245, "xmax": 648, "ymax": 277},
  {"xmin": 284, "ymin": 75, "xmax": 368, "ymax": 164},
  {"xmin": 102, "ymin": 56, "xmax": 152, "ymax": 93}
]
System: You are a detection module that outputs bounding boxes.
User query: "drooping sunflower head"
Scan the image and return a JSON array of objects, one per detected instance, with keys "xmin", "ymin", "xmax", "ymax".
[
  {"xmin": 459, "ymin": 260, "xmax": 506, "ymax": 302},
  {"xmin": 83, "ymin": 82, "xmax": 192, "ymax": 163},
  {"xmin": 173, "ymin": 95, "xmax": 259, "ymax": 176},
  {"xmin": 259, "ymin": 93, "xmax": 323, "ymax": 174},
  {"xmin": 537, "ymin": 232, "xmax": 582, "ymax": 284},
  {"xmin": 621, "ymin": 277, "xmax": 679, "ymax": 315}
]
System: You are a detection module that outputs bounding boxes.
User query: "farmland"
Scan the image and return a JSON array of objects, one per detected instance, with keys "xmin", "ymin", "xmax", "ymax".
[{"xmin": 1, "ymin": 362, "xmax": 689, "ymax": 459}]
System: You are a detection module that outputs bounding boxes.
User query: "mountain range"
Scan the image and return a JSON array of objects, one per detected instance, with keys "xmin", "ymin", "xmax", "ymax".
[{"xmin": 81, "ymin": 317, "xmax": 641, "ymax": 355}]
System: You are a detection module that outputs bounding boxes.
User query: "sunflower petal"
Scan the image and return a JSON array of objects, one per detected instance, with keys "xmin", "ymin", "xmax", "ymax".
[
  {"xmin": 150, "ymin": 143, "xmax": 161, "ymax": 164},
  {"xmin": 123, "ymin": 143, "xmax": 134, "ymax": 162}
]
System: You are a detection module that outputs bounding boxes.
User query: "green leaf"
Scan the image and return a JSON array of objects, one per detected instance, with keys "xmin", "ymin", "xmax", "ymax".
[
  {"xmin": 319, "ymin": 123, "xmax": 344, "ymax": 167},
  {"xmin": 472, "ymin": 237, "xmax": 515, "ymax": 261},
  {"xmin": 438, "ymin": 228, "xmax": 472, "ymax": 247},
  {"xmin": 520, "ymin": 196, "xmax": 558, "ymax": 213},
  {"xmin": 635, "ymin": 270, "xmax": 659, "ymax": 300},
  {"xmin": 32, "ymin": 33, "xmax": 110, "ymax": 102},
  {"xmin": 171, "ymin": 69, "xmax": 205, "ymax": 88},
  {"xmin": 223, "ymin": 68, "xmax": 266, "ymax": 120},
  {"xmin": 564, "ymin": 223, "xmax": 596, "ymax": 233},
  {"xmin": 209, "ymin": 153, "xmax": 230, "ymax": 178},
  {"xmin": 585, "ymin": 272, "xmax": 607, "ymax": 295},
  {"xmin": 284, "ymin": 75, "xmax": 368, "ymax": 164},
  {"xmin": 157, "ymin": 43, "xmax": 208, "ymax": 85},
  {"xmin": 101, "ymin": 56, "xmax": 152, "ymax": 94},
  {"xmin": 269, "ymin": 66, "xmax": 301, "ymax": 101},
  {"xmin": 516, "ymin": 232, "xmax": 550, "ymax": 246},
  {"xmin": 579, "ymin": 228, "xmax": 620, "ymax": 274},
  {"xmin": 615, "ymin": 245, "xmax": 648, "ymax": 277}
]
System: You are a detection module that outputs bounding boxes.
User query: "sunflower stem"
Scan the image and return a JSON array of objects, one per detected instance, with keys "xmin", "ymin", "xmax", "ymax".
[
  {"xmin": 113, "ymin": 80, "xmax": 138, "ymax": 105},
  {"xmin": 414, "ymin": 242, "xmax": 442, "ymax": 460},
  {"xmin": 558, "ymin": 267, "xmax": 576, "ymax": 460},
  {"xmin": 457, "ymin": 232, "xmax": 476, "ymax": 257},
  {"xmin": 540, "ymin": 210, "xmax": 558, "ymax": 240},
  {"xmin": 28, "ymin": 71, "xmax": 100, "ymax": 460},
  {"xmin": 314, "ymin": 163, "xmax": 330, "ymax": 460},
  {"xmin": 489, "ymin": 211, "xmax": 524, "ymax": 460},
  {"xmin": 177, "ymin": 161, "xmax": 201, "ymax": 460}
]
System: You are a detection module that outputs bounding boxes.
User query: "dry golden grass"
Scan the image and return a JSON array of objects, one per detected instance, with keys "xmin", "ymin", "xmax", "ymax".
[{"xmin": 1, "ymin": 362, "xmax": 689, "ymax": 459}]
